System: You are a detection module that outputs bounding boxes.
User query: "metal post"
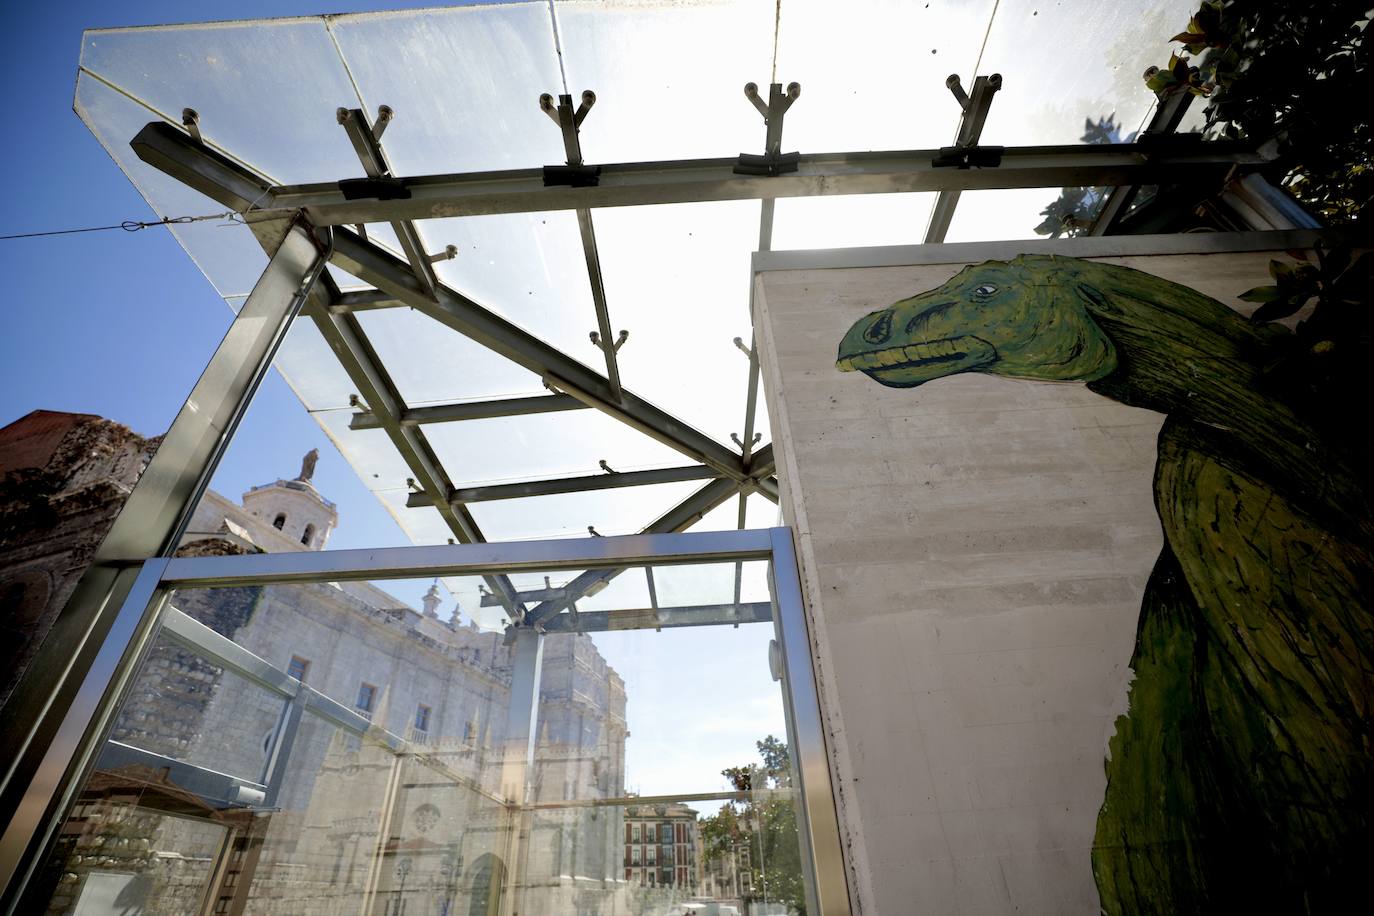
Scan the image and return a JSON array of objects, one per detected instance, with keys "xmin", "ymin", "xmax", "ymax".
[
  {"xmin": 498, "ymin": 627, "xmax": 544, "ymax": 915},
  {"xmin": 0, "ymin": 217, "xmax": 329, "ymax": 911},
  {"xmin": 768, "ymin": 528, "xmax": 852, "ymax": 916}
]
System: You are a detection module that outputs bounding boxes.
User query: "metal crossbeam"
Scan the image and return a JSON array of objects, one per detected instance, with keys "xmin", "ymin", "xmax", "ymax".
[
  {"xmin": 337, "ymin": 107, "xmax": 441, "ymax": 296},
  {"xmin": 349, "ymin": 393, "xmax": 588, "ymax": 430},
  {"xmin": 133, "ymin": 120, "xmax": 1272, "ymax": 230},
  {"xmin": 264, "ymin": 141, "xmax": 1268, "ymax": 224},
  {"xmin": 327, "ymin": 228, "xmax": 753, "ymax": 482},
  {"xmin": 539, "ymin": 601, "xmax": 774, "ymax": 634},
  {"xmin": 403, "ymin": 464, "xmax": 719, "ymax": 506},
  {"xmin": 521, "ymin": 445, "xmax": 774, "ymax": 627},
  {"xmin": 302, "ymin": 273, "xmax": 526, "ymax": 620},
  {"xmin": 329, "ymin": 288, "xmax": 406, "ymax": 312}
]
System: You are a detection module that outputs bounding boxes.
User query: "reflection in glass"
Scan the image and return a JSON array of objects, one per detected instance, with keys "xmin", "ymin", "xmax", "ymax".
[{"xmin": 27, "ymin": 555, "xmax": 807, "ymax": 914}]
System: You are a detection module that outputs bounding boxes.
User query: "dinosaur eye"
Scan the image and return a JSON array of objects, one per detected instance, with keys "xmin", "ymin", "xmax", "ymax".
[{"xmin": 971, "ymin": 283, "xmax": 998, "ymax": 301}]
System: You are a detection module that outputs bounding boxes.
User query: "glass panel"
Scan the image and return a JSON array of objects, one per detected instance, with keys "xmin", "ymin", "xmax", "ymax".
[
  {"xmin": 109, "ymin": 633, "xmax": 287, "ymax": 784},
  {"xmin": 30, "ymin": 536, "xmax": 820, "ymax": 915},
  {"xmin": 79, "ymin": 18, "xmax": 358, "ymax": 184},
  {"xmin": 468, "ymin": 481, "xmax": 707, "ymax": 542},
  {"xmin": 427, "ymin": 409, "xmax": 687, "ymax": 485},
  {"xmin": 593, "ymin": 201, "xmax": 758, "ymax": 445},
  {"xmin": 73, "ymin": 71, "xmax": 267, "ymax": 300},
  {"xmin": 772, "ymin": 192, "xmax": 941, "ymax": 250},
  {"xmin": 773, "ymin": 0, "xmax": 997, "ymax": 152},
  {"xmin": 328, "ymin": 4, "xmax": 565, "ymax": 175},
  {"xmin": 974, "ymin": 0, "xmax": 1199, "ymax": 146},
  {"xmin": 353, "ymin": 306, "xmax": 545, "ymax": 406},
  {"xmin": 555, "ymin": 0, "xmax": 776, "ymax": 163},
  {"xmin": 428, "ymin": 210, "xmax": 601, "ymax": 367},
  {"xmin": 944, "ymin": 187, "xmax": 1070, "ymax": 242}
]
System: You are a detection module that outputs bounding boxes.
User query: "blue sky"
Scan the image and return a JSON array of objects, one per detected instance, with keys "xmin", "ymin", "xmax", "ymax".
[{"xmin": 0, "ymin": 2, "xmax": 495, "ymax": 563}]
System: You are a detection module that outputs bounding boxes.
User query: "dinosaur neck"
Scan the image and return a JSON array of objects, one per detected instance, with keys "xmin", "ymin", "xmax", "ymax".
[{"xmin": 1082, "ymin": 283, "xmax": 1372, "ymax": 543}]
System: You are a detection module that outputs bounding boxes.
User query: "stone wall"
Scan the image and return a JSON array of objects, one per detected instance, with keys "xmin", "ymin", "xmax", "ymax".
[{"xmin": 0, "ymin": 411, "xmax": 159, "ymax": 708}]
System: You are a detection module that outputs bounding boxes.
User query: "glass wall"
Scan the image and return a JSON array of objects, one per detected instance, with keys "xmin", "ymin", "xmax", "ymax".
[{"xmin": 22, "ymin": 542, "xmax": 820, "ymax": 916}]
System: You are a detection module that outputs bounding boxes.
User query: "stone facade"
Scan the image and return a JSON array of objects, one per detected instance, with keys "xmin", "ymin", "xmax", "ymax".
[{"xmin": 0, "ymin": 410, "xmax": 160, "ymax": 708}]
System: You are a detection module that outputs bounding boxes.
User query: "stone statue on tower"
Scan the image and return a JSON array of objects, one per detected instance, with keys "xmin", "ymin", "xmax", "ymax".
[{"xmin": 296, "ymin": 448, "xmax": 319, "ymax": 483}]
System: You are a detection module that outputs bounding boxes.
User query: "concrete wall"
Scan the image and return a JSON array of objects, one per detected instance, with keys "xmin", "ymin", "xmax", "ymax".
[{"xmin": 755, "ymin": 247, "xmax": 1291, "ymax": 915}]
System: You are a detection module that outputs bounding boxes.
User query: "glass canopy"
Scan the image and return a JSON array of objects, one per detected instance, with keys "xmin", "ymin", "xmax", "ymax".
[{"xmin": 74, "ymin": 0, "xmax": 1194, "ymax": 580}]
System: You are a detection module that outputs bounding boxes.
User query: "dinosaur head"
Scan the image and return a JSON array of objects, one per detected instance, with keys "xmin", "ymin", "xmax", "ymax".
[{"xmin": 835, "ymin": 255, "xmax": 1118, "ymax": 389}]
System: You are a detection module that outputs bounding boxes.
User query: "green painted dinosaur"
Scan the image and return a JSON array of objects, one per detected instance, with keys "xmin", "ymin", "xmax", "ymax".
[{"xmin": 836, "ymin": 254, "xmax": 1374, "ymax": 914}]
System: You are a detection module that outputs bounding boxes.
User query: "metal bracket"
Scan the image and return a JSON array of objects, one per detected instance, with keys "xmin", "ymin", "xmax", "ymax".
[
  {"xmin": 930, "ymin": 74, "xmax": 1004, "ymax": 170},
  {"xmin": 427, "ymin": 244, "xmax": 458, "ymax": 264},
  {"xmin": 735, "ymin": 81, "xmax": 801, "ymax": 176},
  {"xmin": 589, "ymin": 329, "xmax": 628, "ymax": 353},
  {"xmin": 541, "ymin": 90, "xmax": 602, "ymax": 187},
  {"xmin": 181, "ymin": 108, "xmax": 202, "ymax": 144},
  {"xmin": 731, "ymin": 432, "xmax": 762, "ymax": 449},
  {"xmin": 732, "ymin": 336, "xmax": 753, "ymax": 358}
]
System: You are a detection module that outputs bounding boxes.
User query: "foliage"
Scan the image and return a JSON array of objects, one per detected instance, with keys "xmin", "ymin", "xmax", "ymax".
[
  {"xmin": 1237, "ymin": 244, "xmax": 1374, "ymax": 452},
  {"xmin": 698, "ymin": 736, "xmax": 807, "ymax": 915},
  {"xmin": 1147, "ymin": 1, "xmax": 1372, "ymax": 223},
  {"xmin": 1033, "ymin": 116, "xmax": 1136, "ymax": 238}
]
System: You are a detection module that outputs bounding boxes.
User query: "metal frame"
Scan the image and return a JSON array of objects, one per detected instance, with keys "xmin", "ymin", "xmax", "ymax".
[
  {"xmin": 0, "ymin": 219, "xmax": 330, "ymax": 909},
  {"xmin": 3, "ymin": 528, "xmax": 851, "ymax": 916},
  {"xmin": 4, "ymin": 51, "xmax": 1307, "ymax": 914}
]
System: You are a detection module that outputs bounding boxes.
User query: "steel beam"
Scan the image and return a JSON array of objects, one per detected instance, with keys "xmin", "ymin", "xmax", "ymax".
[
  {"xmin": 523, "ymin": 476, "xmax": 742, "ymax": 626},
  {"xmin": 337, "ymin": 107, "xmax": 441, "ymax": 296},
  {"xmin": 538, "ymin": 601, "xmax": 773, "ymax": 634},
  {"xmin": 269, "ymin": 141, "xmax": 1267, "ymax": 225},
  {"xmin": 303, "ymin": 274, "xmax": 525, "ymax": 620},
  {"xmin": 0, "ymin": 219, "xmax": 328, "ymax": 909},
  {"xmin": 349, "ymin": 393, "xmax": 587, "ymax": 430},
  {"xmin": 130, "ymin": 123, "xmax": 1268, "ymax": 225},
  {"xmin": 330, "ymin": 288, "xmax": 406, "ymax": 313},
  {"xmin": 403, "ymin": 464, "xmax": 719, "ymax": 506},
  {"xmin": 328, "ymin": 228, "xmax": 751, "ymax": 482}
]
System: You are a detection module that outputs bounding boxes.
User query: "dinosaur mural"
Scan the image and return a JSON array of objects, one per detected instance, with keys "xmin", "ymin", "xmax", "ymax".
[{"xmin": 835, "ymin": 254, "xmax": 1373, "ymax": 913}]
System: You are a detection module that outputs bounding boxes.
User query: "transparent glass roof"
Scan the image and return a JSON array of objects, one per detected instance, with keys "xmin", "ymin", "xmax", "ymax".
[{"xmin": 75, "ymin": 0, "xmax": 1190, "ymax": 549}]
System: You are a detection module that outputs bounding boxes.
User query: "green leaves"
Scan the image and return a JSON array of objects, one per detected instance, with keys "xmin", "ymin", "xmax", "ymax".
[
  {"xmin": 1241, "ymin": 258, "xmax": 1321, "ymax": 324},
  {"xmin": 1144, "ymin": 53, "xmax": 1213, "ymax": 96},
  {"xmin": 1170, "ymin": 1, "xmax": 1229, "ymax": 54}
]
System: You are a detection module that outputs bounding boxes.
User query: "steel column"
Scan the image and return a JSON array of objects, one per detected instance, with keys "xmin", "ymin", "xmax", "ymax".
[
  {"xmin": 0, "ymin": 219, "xmax": 329, "ymax": 911},
  {"xmin": 769, "ymin": 527, "xmax": 852, "ymax": 916}
]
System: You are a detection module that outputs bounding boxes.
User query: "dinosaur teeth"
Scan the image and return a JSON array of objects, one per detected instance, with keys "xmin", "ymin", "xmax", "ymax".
[{"xmin": 836, "ymin": 338, "xmax": 972, "ymax": 372}]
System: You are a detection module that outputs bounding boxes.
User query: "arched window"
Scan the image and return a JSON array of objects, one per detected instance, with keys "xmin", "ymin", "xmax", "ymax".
[
  {"xmin": 301, "ymin": 524, "xmax": 316, "ymax": 546},
  {"xmin": 272, "ymin": 513, "xmax": 286, "ymax": 530}
]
